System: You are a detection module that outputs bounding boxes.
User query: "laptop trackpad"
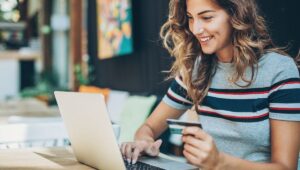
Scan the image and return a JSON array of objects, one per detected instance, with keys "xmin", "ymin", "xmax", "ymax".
[{"xmin": 139, "ymin": 156, "xmax": 197, "ymax": 170}]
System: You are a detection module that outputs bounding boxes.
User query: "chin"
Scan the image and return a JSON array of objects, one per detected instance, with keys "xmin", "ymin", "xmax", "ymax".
[{"xmin": 202, "ymin": 49, "xmax": 215, "ymax": 55}]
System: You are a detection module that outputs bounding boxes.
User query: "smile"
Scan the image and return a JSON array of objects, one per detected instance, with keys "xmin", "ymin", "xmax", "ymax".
[{"xmin": 199, "ymin": 36, "xmax": 213, "ymax": 43}]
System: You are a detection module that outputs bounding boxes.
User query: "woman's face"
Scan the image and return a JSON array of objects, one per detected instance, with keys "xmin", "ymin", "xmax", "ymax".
[{"xmin": 186, "ymin": 0, "xmax": 233, "ymax": 60}]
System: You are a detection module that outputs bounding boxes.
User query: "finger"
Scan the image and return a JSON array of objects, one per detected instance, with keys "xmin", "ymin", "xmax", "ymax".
[
  {"xmin": 182, "ymin": 127, "xmax": 210, "ymax": 141},
  {"xmin": 183, "ymin": 143, "xmax": 206, "ymax": 159},
  {"xmin": 153, "ymin": 139, "xmax": 162, "ymax": 149},
  {"xmin": 182, "ymin": 135, "xmax": 209, "ymax": 152},
  {"xmin": 131, "ymin": 147, "xmax": 142, "ymax": 164},
  {"xmin": 183, "ymin": 149, "xmax": 201, "ymax": 166},
  {"xmin": 120, "ymin": 143, "xmax": 126, "ymax": 156},
  {"xmin": 147, "ymin": 139, "xmax": 162, "ymax": 156},
  {"xmin": 125, "ymin": 144, "xmax": 134, "ymax": 162},
  {"xmin": 121, "ymin": 143, "xmax": 131, "ymax": 157},
  {"xmin": 151, "ymin": 139, "xmax": 162, "ymax": 155}
]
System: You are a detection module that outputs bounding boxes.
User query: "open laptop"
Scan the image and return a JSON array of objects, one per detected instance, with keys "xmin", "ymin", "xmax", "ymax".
[{"xmin": 54, "ymin": 91, "xmax": 197, "ymax": 170}]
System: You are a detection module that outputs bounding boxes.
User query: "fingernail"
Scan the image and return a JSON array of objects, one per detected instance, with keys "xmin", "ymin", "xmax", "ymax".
[
  {"xmin": 127, "ymin": 159, "xmax": 131, "ymax": 164},
  {"xmin": 132, "ymin": 160, "xmax": 136, "ymax": 164}
]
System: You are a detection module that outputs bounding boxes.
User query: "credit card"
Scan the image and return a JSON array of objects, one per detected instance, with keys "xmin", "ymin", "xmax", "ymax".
[{"xmin": 167, "ymin": 119, "xmax": 202, "ymax": 135}]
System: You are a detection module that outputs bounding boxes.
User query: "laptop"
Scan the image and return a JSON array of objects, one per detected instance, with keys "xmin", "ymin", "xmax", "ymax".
[{"xmin": 54, "ymin": 91, "xmax": 197, "ymax": 170}]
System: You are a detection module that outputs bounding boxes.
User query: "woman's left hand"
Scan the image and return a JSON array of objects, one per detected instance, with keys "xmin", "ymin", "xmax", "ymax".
[{"xmin": 182, "ymin": 127, "xmax": 223, "ymax": 170}]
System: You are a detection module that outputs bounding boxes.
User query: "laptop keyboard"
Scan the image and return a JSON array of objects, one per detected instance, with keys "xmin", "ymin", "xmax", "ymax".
[{"xmin": 124, "ymin": 159, "xmax": 165, "ymax": 170}]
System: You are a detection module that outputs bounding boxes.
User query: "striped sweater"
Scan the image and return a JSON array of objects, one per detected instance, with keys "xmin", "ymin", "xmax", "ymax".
[{"xmin": 163, "ymin": 52, "xmax": 300, "ymax": 166}]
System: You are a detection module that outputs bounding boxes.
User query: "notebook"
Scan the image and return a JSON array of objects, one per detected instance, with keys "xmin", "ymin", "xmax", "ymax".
[{"xmin": 54, "ymin": 91, "xmax": 197, "ymax": 170}]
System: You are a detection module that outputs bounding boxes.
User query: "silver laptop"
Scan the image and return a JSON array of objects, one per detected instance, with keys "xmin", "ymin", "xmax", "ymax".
[{"xmin": 54, "ymin": 91, "xmax": 197, "ymax": 170}]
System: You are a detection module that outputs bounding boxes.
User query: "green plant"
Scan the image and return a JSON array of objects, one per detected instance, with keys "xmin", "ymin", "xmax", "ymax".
[
  {"xmin": 74, "ymin": 64, "xmax": 94, "ymax": 85},
  {"xmin": 74, "ymin": 64, "xmax": 89, "ymax": 85},
  {"xmin": 20, "ymin": 70, "xmax": 68, "ymax": 105}
]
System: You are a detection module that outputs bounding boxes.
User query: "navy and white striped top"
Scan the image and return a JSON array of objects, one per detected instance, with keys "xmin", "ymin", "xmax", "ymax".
[{"xmin": 163, "ymin": 52, "xmax": 300, "ymax": 165}]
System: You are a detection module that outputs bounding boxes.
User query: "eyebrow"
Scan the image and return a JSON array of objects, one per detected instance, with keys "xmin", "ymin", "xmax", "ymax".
[{"xmin": 187, "ymin": 10, "xmax": 216, "ymax": 16}]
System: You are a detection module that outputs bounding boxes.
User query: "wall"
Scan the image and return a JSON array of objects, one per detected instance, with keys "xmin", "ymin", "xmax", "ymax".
[
  {"xmin": 258, "ymin": 0, "xmax": 299, "ymax": 56},
  {"xmin": 0, "ymin": 59, "xmax": 19, "ymax": 100},
  {"xmin": 88, "ymin": 0, "xmax": 172, "ymax": 96}
]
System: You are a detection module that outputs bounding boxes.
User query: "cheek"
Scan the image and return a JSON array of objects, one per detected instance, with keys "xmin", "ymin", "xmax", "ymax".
[
  {"xmin": 219, "ymin": 18, "xmax": 233, "ymax": 38},
  {"xmin": 188, "ymin": 23, "xmax": 195, "ymax": 35},
  {"xmin": 214, "ymin": 21, "xmax": 232, "ymax": 41},
  {"xmin": 205, "ymin": 20, "xmax": 224, "ymax": 35},
  {"xmin": 222, "ymin": 24, "xmax": 233, "ymax": 42}
]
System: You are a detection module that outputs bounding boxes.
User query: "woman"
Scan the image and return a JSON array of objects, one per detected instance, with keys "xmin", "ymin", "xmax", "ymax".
[{"xmin": 121, "ymin": 0, "xmax": 300, "ymax": 169}]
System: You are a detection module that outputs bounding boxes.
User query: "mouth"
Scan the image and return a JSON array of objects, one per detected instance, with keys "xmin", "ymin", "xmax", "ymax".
[{"xmin": 199, "ymin": 36, "xmax": 213, "ymax": 43}]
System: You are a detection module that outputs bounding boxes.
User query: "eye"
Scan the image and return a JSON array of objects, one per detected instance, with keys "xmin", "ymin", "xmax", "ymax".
[{"xmin": 203, "ymin": 16, "xmax": 213, "ymax": 20}]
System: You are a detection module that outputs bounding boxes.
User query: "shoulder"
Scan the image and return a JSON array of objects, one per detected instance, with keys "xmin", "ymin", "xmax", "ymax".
[
  {"xmin": 260, "ymin": 52, "xmax": 294, "ymax": 66},
  {"xmin": 259, "ymin": 52, "xmax": 299, "ymax": 84}
]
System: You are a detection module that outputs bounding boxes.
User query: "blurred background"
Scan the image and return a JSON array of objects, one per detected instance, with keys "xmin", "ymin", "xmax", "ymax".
[
  {"xmin": 0, "ymin": 0, "xmax": 299, "ymax": 153},
  {"xmin": 0, "ymin": 0, "xmax": 299, "ymax": 102}
]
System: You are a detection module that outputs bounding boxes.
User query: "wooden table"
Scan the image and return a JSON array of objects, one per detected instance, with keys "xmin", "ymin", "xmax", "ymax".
[
  {"xmin": 0, "ymin": 98, "xmax": 60, "ymax": 124},
  {"xmin": 0, "ymin": 147, "xmax": 95, "ymax": 170}
]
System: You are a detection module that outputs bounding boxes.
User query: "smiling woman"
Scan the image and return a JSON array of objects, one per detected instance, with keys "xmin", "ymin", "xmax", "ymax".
[
  {"xmin": 186, "ymin": 0, "xmax": 233, "ymax": 61},
  {"xmin": 120, "ymin": 0, "xmax": 300, "ymax": 169}
]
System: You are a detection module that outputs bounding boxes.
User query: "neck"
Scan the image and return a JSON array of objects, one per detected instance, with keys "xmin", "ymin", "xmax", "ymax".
[{"xmin": 216, "ymin": 44, "xmax": 234, "ymax": 63}]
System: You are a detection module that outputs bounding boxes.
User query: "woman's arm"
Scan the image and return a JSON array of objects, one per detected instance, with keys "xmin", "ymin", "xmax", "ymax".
[
  {"xmin": 182, "ymin": 120, "xmax": 300, "ymax": 170},
  {"xmin": 135, "ymin": 101, "xmax": 185, "ymax": 141},
  {"xmin": 121, "ymin": 101, "xmax": 186, "ymax": 163},
  {"xmin": 270, "ymin": 119, "xmax": 300, "ymax": 169}
]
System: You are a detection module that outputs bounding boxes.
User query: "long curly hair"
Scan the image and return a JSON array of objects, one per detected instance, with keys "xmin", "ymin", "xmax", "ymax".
[
  {"xmin": 160, "ymin": 0, "xmax": 288, "ymax": 112},
  {"xmin": 296, "ymin": 49, "xmax": 300, "ymax": 70}
]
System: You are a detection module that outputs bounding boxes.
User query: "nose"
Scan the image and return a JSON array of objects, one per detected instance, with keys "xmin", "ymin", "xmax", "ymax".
[{"xmin": 193, "ymin": 20, "xmax": 204, "ymax": 35}]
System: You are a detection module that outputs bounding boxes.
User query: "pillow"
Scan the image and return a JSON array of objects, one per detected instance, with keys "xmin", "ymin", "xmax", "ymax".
[{"xmin": 119, "ymin": 95, "xmax": 157, "ymax": 143}]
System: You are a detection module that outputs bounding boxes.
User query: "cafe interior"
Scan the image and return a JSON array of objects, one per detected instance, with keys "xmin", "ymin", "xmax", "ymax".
[{"xmin": 0, "ymin": 0, "xmax": 299, "ymax": 169}]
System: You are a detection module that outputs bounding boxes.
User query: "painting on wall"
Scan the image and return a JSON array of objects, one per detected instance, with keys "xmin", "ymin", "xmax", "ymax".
[{"xmin": 97, "ymin": 0, "xmax": 133, "ymax": 59}]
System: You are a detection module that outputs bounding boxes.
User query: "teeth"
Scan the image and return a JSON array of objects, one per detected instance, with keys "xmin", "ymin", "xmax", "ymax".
[{"xmin": 200, "ymin": 36, "xmax": 212, "ymax": 42}]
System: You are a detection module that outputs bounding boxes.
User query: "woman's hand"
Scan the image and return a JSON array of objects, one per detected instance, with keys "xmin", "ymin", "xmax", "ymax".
[
  {"xmin": 120, "ymin": 139, "xmax": 162, "ymax": 164},
  {"xmin": 182, "ymin": 127, "xmax": 223, "ymax": 170}
]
